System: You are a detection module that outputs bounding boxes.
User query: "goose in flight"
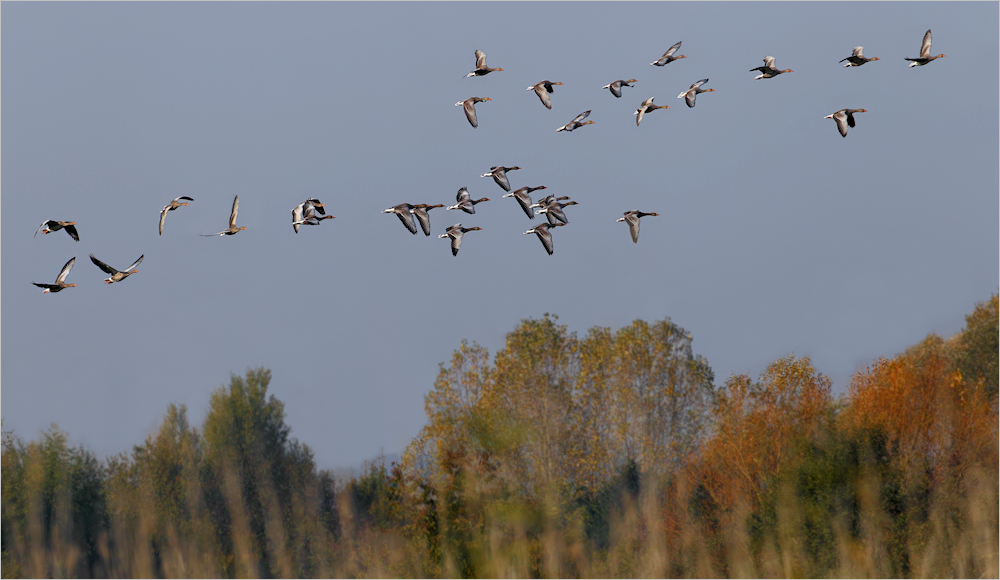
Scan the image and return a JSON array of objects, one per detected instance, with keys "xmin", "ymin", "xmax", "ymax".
[
  {"xmin": 159, "ymin": 196, "xmax": 194, "ymax": 236},
  {"xmin": 34, "ymin": 220, "xmax": 79, "ymax": 242},
  {"xmin": 32, "ymin": 257, "xmax": 77, "ymax": 293},
  {"xmin": 438, "ymin": 224, "xmax": 482, "ymax": 256},
  {"xmin": 201, "ymin": 196, "xmax": 246, "ymax": 236},
  {"xmin": 90, "ymin": 253, "xmax": 144, "ymax": 284},
  {"xmin": 617, "ymin": 210, "xmax": 659, "ymax": 243},
  {"xmin": 466, "ymin": 50, "xmax": 503, "ymax": 77},
  {"xmin": 905, "ymin": 30, "xmax": 945, "ymax": 67}
]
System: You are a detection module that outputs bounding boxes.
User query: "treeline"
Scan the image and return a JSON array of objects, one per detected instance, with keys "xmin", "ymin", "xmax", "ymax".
[{"xmin": 2, "ymin": 297, "xmax": 997, "ymax": 578}]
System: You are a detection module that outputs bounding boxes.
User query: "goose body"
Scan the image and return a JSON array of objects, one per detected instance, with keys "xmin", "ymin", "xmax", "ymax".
[
  {"xmin": 201, "ymin": 195, "xmax": 246, "ymax": 236},
  {"xmin": 750, "ymin": 56, "xmax": 793, "ymax": 79},
  {"xmin": 651, "ymin": 41, "xmax": 685, "ymax": 66},
  {"xmin": 159, "ymin": 196, "xmax": 194, "ymax": 236},
  {"xmin": 447, "ymin": 187, "xmax": 489, "ymax": 214},
  {"xmin": 840, "ymin": 46, "xmax": 879, "ymax": 67},
  {"xmin": 634, "ymin": 97, "xmax": 668, "ymax": 126},
  {"xmin": 455, "ymin": 97, "xmax": 491, "ymax": 128},
  {"xmin": 383, "ymin": 203, "xmax": 419, "ymax": 235},
  {"xmin": 557, "ymin": 110, "xmax": 593, "ymax": 132},
  {"xmin": 527, "ymin": 80, "xmax": 563, "ymax": 109},
  {"xmin": 503, "ymin": 185, "xmax": 547, "ymax": 219},
  {"xmin": 438, "ymin": 224, "xmax": 482, "ymax": 256},
  {"xmin": 535, "ymin": 200, "xmax": 578, "ymax": 225},
  {"xmin": 412, "ymin": 204, "xmax": 445, "ymax": 236},
  {"xmin": 32, "ymin": 257, "xmax": 77, "ymax": 293},
  {"xmin": 466, "ymin": 50, "xmax": 503, "ymax": 77},
  {"xmin": 905, "ymin": 30, "xmax": 945, "ymax": 67},
  {"xmin": 481, "ymin": 166, "xmax": 520, "ymax": 192},
  {"xmin": 34, "ymin": 220, "xmax": 79, "ymax": 242},
  {"xmin": 602, "ymin": 79, "xmax": 637, "ymax": 98},
  {"xmin": 523, "ymin": 222, "xmax": 566, "ymax": 255},
  {"xmin": 677, "ymin": 79, "xmax": 714, "ymax": 108},
  {"xmin": 617, "ymin": 210, "xmax": 659, "ymax": 243},
  {"xmin": 824, "ymin": 108, "xmax": 867, "ymax": 138},
  {"xmin": 90, "ymin": 253, "xmax": 143, "ymax": 284}
]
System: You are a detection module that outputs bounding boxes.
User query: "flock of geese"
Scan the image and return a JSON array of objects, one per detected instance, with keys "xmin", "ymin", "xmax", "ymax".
[{"xmin": 31, "ymin": 29, "xmax": 945, "ymax": 292}]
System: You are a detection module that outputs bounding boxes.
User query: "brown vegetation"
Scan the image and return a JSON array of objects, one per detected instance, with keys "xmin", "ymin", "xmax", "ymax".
[{"xmin": 3, "ymin": 298, "xmax": 997, "ymax": 578}]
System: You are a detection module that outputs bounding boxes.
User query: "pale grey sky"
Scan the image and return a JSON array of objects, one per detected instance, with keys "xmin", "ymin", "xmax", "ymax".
[{"xmin": 3, "ymin": 2, "xmax": 997, "ymax": 470}]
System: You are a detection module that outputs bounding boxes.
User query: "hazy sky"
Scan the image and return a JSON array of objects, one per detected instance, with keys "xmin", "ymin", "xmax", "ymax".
[{"xmin": 3, "ymin": 2, "xmax": 997, "ymax": 471}]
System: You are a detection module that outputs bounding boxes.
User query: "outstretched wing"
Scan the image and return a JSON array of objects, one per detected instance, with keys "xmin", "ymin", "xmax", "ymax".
[
  {"xmin": 572, "ymin": 110, "xmax": 591, "ymax": 124},
  {"xmin": 396, "ymin": 210, "xmax": 418, "ymax": 235},
  {"xmin": 475, "ymin": 50, "xmax": 487, "ymax": 69},
  {"xmin": 292, "ymin": 204, "xmax": 304, "ymax": 234},
  {"xmin": 663, "ymin": 40, "xmax": 682, "ymax": 58},
  {"xmin": 90, "ymin": 254, "xmax": 119, "ymax": 276},
  {"xmin": 124, "ymin": 254, "xmax": 144, "ymax": 272},
  {"xmin": 159, "ymin": 207, "xmax": 169, "ymax": 236},
  {"xmin": 229, "ymin": 195, "xmax": 240, "ymax": 228},
  {"xmin": 56, "ymin": 257, "xmax": 76, "ymax": 283},
  {"xmin": 63, "ymin": 224, "xmax": 80, "ymax": 242},
  {"xmin": 920, "ymin": 30, "xmax": 932, "ymax": 58}
]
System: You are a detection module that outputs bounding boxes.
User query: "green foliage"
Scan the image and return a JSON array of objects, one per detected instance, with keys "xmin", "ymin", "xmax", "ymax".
[{"xmin": 2, "ymin": 301, "xmax": 998, "ymax": 578}]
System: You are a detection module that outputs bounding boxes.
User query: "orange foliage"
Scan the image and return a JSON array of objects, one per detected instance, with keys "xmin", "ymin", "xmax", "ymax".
[{"xmin": 697, "ymin": 356, "xmax": 833, "ymax": 512}]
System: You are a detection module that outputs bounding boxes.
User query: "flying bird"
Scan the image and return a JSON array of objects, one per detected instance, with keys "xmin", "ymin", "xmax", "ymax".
[
  {"xmin": 411, "ymin": 204, "xmax": 445, "ymax": 236},
  {"xmin": 824, "ymin": 108, "xmax": 867, "ymax": 138},
  {"xmin": 750, "ymin": 56, "xmax": 793, "ymax": 79},
  {"xmin": 201, "ymin": 195, "xmax": 246, "ymax": 236},
  {"xmin": 503, "ymin": 185, "xmax": 547, "ymax": 219},
  {"xmin": 90, "ymin": 253, "xmax": 143, "ymax": 284},
  {"xmin": 534, "ymin": 199, "xmax": 579, "ymax": 225},
  {"xmin": 905, "ymin": 30, "xmax": 945, "ymax": 67},
  {"xmin": 527, "ymin": 80, "xmax": 563, "ymax": 109},
  {"xmin": 634, "ymin": 97, "xmax": 669, "ymax": 126},
  {"xmin": 651, "ymin": 41, "xmax": 685, "ymax": 66},
  {"xmin": 601, "ymin": 79, "xmax": 637, "ymax": 98},
  {"xmin": 523, "ymin": 222, "xmax": 566, "ymax": 256},
  {"xmin": 159, "ymin": 196, "xmax": 194, "ymax": 236},
  {"xmin": 840, "ymin": 46, "xmax": 880, "ymax": 67},
  {"xmin": 34, "ymin": 220, "xmax": 79, "ymax": 242},
  {"xmin": 677, "ymin": 79, "xmax": 714, "ymax": 108},
  {"xmin": 447, "ymin": 187, "xmax": 489, "ymax": 215},
  {"xmin": 32, "ymin": 257, "xmax": 77, "ymax": 293},
  {"xmin": 617, "ymin": 210, "xmax": 659, "ymax": 243},
  {"xmin": 466, "ymin": 50, "xmax": 503, "ymax": 77},
  {"xmin": 455, "ymin": 97, "xmax": 491, "ymax": 128},
  {"xmin": 383, "ymin": 203, "xmax": 419, "ymax": 235},
  {"xmin": 292, "ymin": 201, "xmax": 334, "ymax": 231},
  {"xmin": 556, "ymin": 110, "xmax": 594, "ymax": 132},
  {"xmin": 481, "ymin": 166, "xmax": 520, "ymax": 192},
  {"xmin": 438, "ymin": 224, "xmax": 482, "ymax": 256}
]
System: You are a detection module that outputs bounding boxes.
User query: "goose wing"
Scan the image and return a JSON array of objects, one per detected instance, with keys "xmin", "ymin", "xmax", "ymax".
[
  {"xmin": 63, "ymin": 224, "xmax": 80, "ymax": 242},
  {"xmin": 56, "ymin": 257, "xmax": 76, "ymax": 283},
  {"xmin": 663, "ymin": 40, "xmax": 682, "ymax": 58},
  {"xmin": 292, "ymin": 204, "xmax": 304, "ymax": 234},
  {"xmin": 625, "ymin": 213, "xmax": 641, "ymax": 243},
  {"xmin": 159, "ymin": 206, "xmax": 169, "ymax": 235},
  {"xmin": 229, "ymin": 195, "xmax": 240, "ymax": 228},
  {"xmin": 832, "ymin": 111, "xmax": 849, "ymax": 137},
  {"xmin": 532, "ymin": 83, "xmax": 553, "ymax": 109},
  {"xmin": 34, "ymin": 220, "xmax": 53, "ymax": 238},
  {"xmin": 514, "ymin": 192, "xmax": 535, "ymax": 219},
  {"xmin": 463, "ymin": 100, "xmax": 479, "ymax": 128},
  {"xmin": 89, "ymin": 254, "xmax": 119, "ymax": 276},
  {"xmin": 535, "ymin": 226, "xmax": 554, "ymax": 255},
  {"xmin": 920, "ymin": 30, "xmax": 932, "ymax": 58},
  {"xmin": 396, "ymin": 209, "xmax": 418, "ymax": 234},
  {"xmin": 474, "ymin": 50, "xmax": 487, "ymax": 70},
  {"xmin": 414, "ymin": 208, "xmax": 432, "ymax": 236},
  {"xmin": 493, "ymin": 169, "xmax": 511, "ymax": 191},
  {"xmin": 124, "ymin": 254, "xmax": 144, "ymax": 272},
  {"xmin": 852, "ymin": 46, "xmax": 864, "ymax": 57},
  {"xmin": 456, "ymin": 187, "xmax": 471, "ymax": 202},
  {"xmin": 608, "ymin": 81, "xmax": 623, "ymax": 98}
]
